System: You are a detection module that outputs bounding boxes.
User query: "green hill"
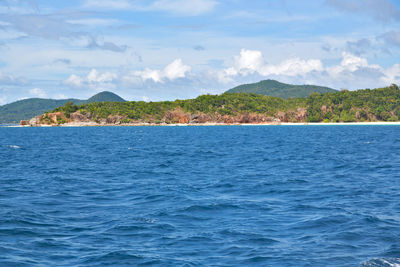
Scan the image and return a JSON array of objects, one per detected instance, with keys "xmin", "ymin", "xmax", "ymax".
[
  {"xmin": 226, "ymin": 79, "xmax": 337, "ymax": 98},
  {"xmin": 86, "ymin": 91, "xmax": 125, "ymax": 103},
  {"xmin": 0, "ymin": 91, "xmax": 125, "ymax": 124}
]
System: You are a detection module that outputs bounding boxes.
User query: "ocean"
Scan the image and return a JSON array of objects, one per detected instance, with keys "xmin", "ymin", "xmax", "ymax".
[{"xmin": 1, "ymin": 126, "xmax": 400, "ymax": 266}]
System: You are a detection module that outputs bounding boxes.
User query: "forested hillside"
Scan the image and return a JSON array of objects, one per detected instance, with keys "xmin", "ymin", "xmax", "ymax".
[
  {"xmin": 226, "ymin": 79, "xmax": 337, "ymax": 98},
  {"xmin": 43, "ymin": 84, "xmax": 400, "ymax": 125},
  {"xmin": 0, "ymin": 91, "xmax": 125, "ymax": 123}
]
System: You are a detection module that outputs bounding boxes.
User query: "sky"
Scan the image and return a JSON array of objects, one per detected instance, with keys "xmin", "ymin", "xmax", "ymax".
[{"xmin": 0, "ymin": 0, "xmax": 400, "ymax": 104}]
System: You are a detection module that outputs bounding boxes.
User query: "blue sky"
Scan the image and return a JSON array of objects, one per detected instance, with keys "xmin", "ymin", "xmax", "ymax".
[{"xmin": 0, "ymin": 0, "xmax": 400, "ymax": 104}]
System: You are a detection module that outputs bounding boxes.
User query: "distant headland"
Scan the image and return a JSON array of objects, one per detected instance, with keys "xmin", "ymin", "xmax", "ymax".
[{"xmin": 0, "ymin": 91, "xmax": 125, "ymax": 124}]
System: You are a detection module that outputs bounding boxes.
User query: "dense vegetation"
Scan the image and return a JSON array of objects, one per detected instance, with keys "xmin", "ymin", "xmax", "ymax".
[
  {"xmin": 226, "ymin": 79, "xmax": 337, "ymax": 98},
  {"xmin": 0, "ymin": 98, "xmax": 81, "ymax": 124},
  {"xmin": 86, "ymin": 91, "xmax": 125, "ymax": 103},
  {"xmin": 305, "ymin": 85, "xmax": 400, "ymax": 122},
  {"xmin": 51, "ymin": 84, "xmax": 400, "ymax": 123},
  {"xmin": 53, "ymin": 93, "xmax": 303, "ymax": 123},
  {"xmin": 0, "ymin": 91, "xmax": 125, "ymax": 123}
]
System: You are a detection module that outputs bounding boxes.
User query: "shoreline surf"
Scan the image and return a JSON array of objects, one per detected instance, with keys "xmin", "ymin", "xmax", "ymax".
[{"xmin": 2, "ymin": 121, "xmax": 400, "ymax": 127}]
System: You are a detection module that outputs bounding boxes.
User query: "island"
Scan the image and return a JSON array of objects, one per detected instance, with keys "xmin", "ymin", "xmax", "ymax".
[{"xmin": 19, "ymin": 84, "xmax": 400, "ymax": 126}]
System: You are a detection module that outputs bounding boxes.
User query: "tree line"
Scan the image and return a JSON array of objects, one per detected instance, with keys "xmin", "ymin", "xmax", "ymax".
[{"xmin": 51, "ymin": 84, "xmax": 400, "ymax": 123}]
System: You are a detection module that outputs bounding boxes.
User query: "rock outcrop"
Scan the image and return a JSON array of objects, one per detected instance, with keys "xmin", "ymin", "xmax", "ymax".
[
  {"xmin": 190, "ymin": 113, "xmax": 212, "ymax": 123},
  {"xmin": 295, "ymin": 108, "xmax": 307, "ymax": 122},
  {"xmin": 70, "ymin": 111, "xmax": 90, "ymax": 122},
  {"xmin": 164, "ymin": 108, "xmax": 191, "ymax": 124},
  {"xmin": 106, "ymin": 115, "xmax": 123, "ymax": 124}
]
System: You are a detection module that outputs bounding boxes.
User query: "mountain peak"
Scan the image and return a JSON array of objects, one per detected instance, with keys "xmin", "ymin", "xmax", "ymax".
[
  {"xmin": 0, "ymin": 91, "xmax": 126, "ymax": 123},
  {"xmin": 86, "ymin": 91, "xmax": 126, "ymax": 103},
  {"xmin": 225, "ymin": 80, "xmax": 337, "ymax": 98}
]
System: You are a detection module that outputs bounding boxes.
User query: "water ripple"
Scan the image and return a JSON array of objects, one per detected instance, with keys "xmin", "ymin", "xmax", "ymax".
[{"xmin": 1, "ymin": 126, "xmax": 400, "ymax": 266}]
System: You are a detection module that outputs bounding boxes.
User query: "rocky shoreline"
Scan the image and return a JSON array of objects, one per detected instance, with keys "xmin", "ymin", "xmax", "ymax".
[
  {"xmin": 18, "ymin": 108, "xmax": 400, "ymax": 127},
  {"xmin": 19, "ymin": 109, "xmax": 299, "ymax": 127},
  {"xmin": 15, "ymin": 122, "xmax": 400, "ymax": 127}
]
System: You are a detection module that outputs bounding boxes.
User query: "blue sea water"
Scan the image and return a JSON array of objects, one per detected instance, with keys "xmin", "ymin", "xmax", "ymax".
[{"xmin": 1, "ymin": 126, "xmax": 400, "ymax": 266}]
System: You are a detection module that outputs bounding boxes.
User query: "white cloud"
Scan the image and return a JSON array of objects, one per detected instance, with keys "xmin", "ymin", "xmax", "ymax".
[
  {"xmin": 86, "ymin": 36, "xmax": 128, "ymax": 53},
  {"xmin": 87, "ymin": 69, "xmax": 117, "ymax": 83},
  {"xmin": 340, "ymin": 52, "xmax": 369, "ymax": 71},
  {"xmin": 83, "ymin": 0, "xmax": 217, "ymax": 16},
  {"xmin": 0, "ymin": 21, "xmax": 11, "ymax": 26},
  {"xmin": 64, "ymin": 74, "xmax": 83, "ymax": 87},
  {"xmin": 379, "ymin": 31, "xmax": 400, "ymax": 47},
  {"xmin": 215, "ymin": 49, "xmax": 400, "ymax": 90},
  {"xmin": 131, "ymin": 59, "xmax": 191, "ymax": 83},
  {"xmin": 0, "ymin": 71, "xmax": 29, "ymax": 85},
  {"xmin": 64, "ymin": 59, "xmax": 190, "ymax": 90},
  {"xmin": 321, "ymin": 53, "xmax": 400, "ymax": 89},
  {"xmin": 0, "ymin": 3, "xmax": 36, "ymax": 15},
  {"xmin": 133, "ymin": 68, "xmax": 163, "ymax": 83},
  {"xmin": 327, "ymin": 52, "xmax": 381, "ymax": 77},
  {"xmin": 67, "ymin": 18, "xmax": 119, "ymax": 27},
  {"xmin": 64, "ymin": 69, "xmax": 118, "ymax": 89},
  {"xmin": 151, "ymin": 0, "xmax": 218, "ymax": 16},
  {"xmin": 163, "ymin": 59, "xmax": 192, "ymax": 80},
  {"xmin": 325, "ymin": 0, "xmax": 400, "ymax": 22},
  {"xmin": 218, "ymin": 49, "xmax": 323, "ymax": 83},
  {"xmin": 382, "ymin": 64, "xmax": 400, "ymax": 85},
  {"xmin": 3, "ymin": 14, "xmax": 82, "ymax": 40},
  {"xmin": 60, "ymin": 50, "xmax": 398, "ymax": 99},
  {"xmin": 83, "ymin": 0, "xmax": 132, "ymax": 9},
  {"xmin": 1, "ymin": 13, "xmax": 127, "ymax": 53},
  {"xmin": 233, "ymin": 49, "xmax": 264, "ymax": 75},
  {"xmin": 29, "ymin": 88, "xmax": 47, "ymax": 98},
  {"xmin": 259, "ymin": 58, "xmax": 323, "ymax": 76}
]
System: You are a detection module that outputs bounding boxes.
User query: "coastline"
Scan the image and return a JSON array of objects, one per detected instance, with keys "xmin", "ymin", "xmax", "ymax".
[{"xmin": 3, "ymin": 121, "xmax": 400, "ymax": 127}]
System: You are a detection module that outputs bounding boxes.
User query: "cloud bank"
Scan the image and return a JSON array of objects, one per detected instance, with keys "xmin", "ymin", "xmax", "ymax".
[
  {"xmin": 61, "ymin": 49, "xmax": 400, "ymax": 99},
  {"xmin": 218, "ymin": 49, "xmax": 323, "ymax": 83},
  {"xmin": 83, "ymin": 0, "xmax": 217, "ymax": 16},
  {"xmin": 218, "ymin": 49, "xmax": 399, "ymax": 89},
  {"xmin": 64, "ymin": 69, "xmax": 118, "ymax": 90},
  {"xmin": 325, "ymin": 0, "xmax": 400, "ymax": 22},
  {"xmin": 64, "ymin": 59, "xmax": 191, "ymax": 90}
]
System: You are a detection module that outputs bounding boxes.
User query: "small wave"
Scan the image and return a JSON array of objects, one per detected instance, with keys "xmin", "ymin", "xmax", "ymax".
[
  {"xmin": 241, "ymin": 256, "xmax": 272, "ymax": 264},
  {"xmin": 290, "ymin": 214, "xmax": 350, "ymax": 230},
  {"xmin": 182, "ymin": 203, "xmax": 240, "ymax": 212},
  {"xmin": 107, "ymin": 225, "xmax": 146, "ymax": 232},
  {"xmin": 6, "ymin": 145, "xmax": 20, "ymax": 149},
  {"xmin": 359, "ymin": 258, "xmax": 400, "ymax": 267},
  {"xmin": 82, "ymin": 250, "xmax": 144, "ymax": 264},
  {"xmin": 241, "ymin": 236, "xmax": 279, "ymax": 245},
  {"xmin": 133, "ymin": 216, "xmax": 156, "ymax": 224}
]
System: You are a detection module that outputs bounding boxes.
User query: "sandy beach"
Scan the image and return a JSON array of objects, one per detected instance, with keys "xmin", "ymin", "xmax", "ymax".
[{"xmin": 3, "ymin": 121, "xmax": 400, "ymax": 127}]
